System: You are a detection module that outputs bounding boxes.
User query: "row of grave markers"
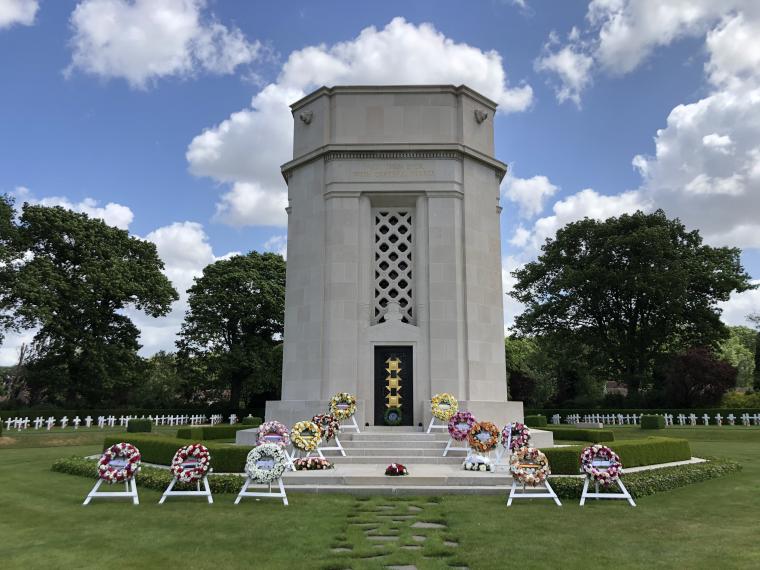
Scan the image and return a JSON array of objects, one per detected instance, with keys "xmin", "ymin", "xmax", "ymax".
[
  {"xmin": 552, "ymin": 412, "xmax": 760, "ymax": 427},
  {"xmin": 3, "ymin": 413, "xmax": 226, "ymax": 432}
]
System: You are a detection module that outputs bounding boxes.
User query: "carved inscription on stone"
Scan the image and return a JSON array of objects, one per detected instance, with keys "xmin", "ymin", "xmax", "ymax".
[{"xmin": 351, "ymin": 161, "xmax": 434, "ymax": 179}]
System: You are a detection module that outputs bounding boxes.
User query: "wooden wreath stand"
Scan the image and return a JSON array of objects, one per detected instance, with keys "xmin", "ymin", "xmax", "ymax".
[
  {"xmin": 580, "ymin": 477, "xmax": 636, "ymax": 507},
  {"xmin": 83, "ymin": 477, "xmax": 139, "ymax": 505},
  {"xmin": 319, "ymin": 436, "xmax": 346, "ymax": 457},
  {"xmin": 507, "ymin": 474, "xmax": 562, "ymax": 507},
  {"xmin": 235, "ymin": 477, "xmax": 288, "ymax": 506},
  {"xmin": 159, "ymin": 473, "xmax": 213, "ymax": 504},
  {"xmin": 339, "ymin": 415, "xmax": 361, "ymax": 433},
  {"xmin": 442, "ymin": 436, "xmax": 469, "ymax": 457},
  {"xmin": 426, "ymin": 416, "xmax": 448, "ymax": 434}
]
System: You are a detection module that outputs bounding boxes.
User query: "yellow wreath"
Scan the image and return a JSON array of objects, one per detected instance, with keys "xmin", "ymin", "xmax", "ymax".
[
  {"xmin": 329, "ymin": 392, "xmax": 357, "ymax": 420},
  {"xmin": 431, "ymin": 393, "xmax": 459, "ymax": 421},
  {"xmin": 291, "ymin": 420, "xmax": 322, "ymax": 452}
]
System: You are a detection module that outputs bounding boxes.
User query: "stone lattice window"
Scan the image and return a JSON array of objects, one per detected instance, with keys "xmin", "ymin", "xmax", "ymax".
[{"xmin": 373, "ymin": 208, "xmax": 414, "ymax": 325}]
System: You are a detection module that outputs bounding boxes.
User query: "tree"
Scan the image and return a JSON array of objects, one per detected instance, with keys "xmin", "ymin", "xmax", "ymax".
[
  {"xmin": 663, "ymin": 347, "xmax": 737, "ymax": 407},
  {"xmin": 2, "ymin": 202, "xmax": 178, "ymax": 405},
  {"xmin": 130, "ymin": 352, "xmax": 186, "ymax": 408},
  {"xmin": 177, "ymin": 252, "xmax": 286, "ymax": 409},
  {"xmin": 718, "ymin": 326, "xmax": 756, "ymax": 387},
  {"xmin": 510, "ymin": 210, "xmax": 755, "ymax": 394}
]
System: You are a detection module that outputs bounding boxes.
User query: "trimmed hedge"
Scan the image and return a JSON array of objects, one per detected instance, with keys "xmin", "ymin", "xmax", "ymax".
[
  {"xmin": 526, "ymin": 407, "xmax": 760, "ymax": 421},
  {"xmin": 241, "ymin": 416, "xmax": 263, "ymax": 426},
  {"xmin": 539, "ymin": 436, "xmax": 692, "ymax": 475},
  {"xmin": 545, "ymin": 427, "xmax": 615, "ymax": 443},
  {"xmin": 641, "ymin": 415, "xmax": 666, "ymax": 429},
  {"xmin": 127, "ymin": 419, "xmax": 152, "ymax": 433},
  {"xmin": 176, "ymin": 425, "xmax": 254, "ymax": 440},
  {"xmin": 103, "ymin": 435, "xmax": 253, "ymax": 473},
  {"xmin": 524, "ymin": 414, "xmax": 547, "ymax": 427}
]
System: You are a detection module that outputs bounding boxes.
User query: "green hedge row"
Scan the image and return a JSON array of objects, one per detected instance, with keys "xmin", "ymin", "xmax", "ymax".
[
  {"xmin": 175, "ymin": 425, "xmax": 255, "ymax": 440},
  {"xmin": 241, "ymin": 416, "xmax": 263, "ymax": 426},
  {"xmin": 539, "ymin": 437, "xmax": 692, "ymax": 475},
  {"xmin": 524, "ymin": 415, "xmax": 547, "ymax": 427},
  {"xmin": 641, "ymin": 415, "xmax": 666, "ymax": 429},
  {"xmin": 103, "ymin": 435, "xmax": 253, "ymax": 473},
  {"xmin": 127, "ymin": 419, "xmax": 152, "ymax": 433},
  {"xmin": 544, "ymin": 427, "xmax": 615, "ymax": 443},
  {"xmin": 526, "ymin": 408, "xmax": 760, "ymax": 420}
]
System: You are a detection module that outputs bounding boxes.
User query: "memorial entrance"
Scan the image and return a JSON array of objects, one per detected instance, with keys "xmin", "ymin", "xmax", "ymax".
[{"xmin": 373, "ymin": 346, "xmax": 414, "ymax": 426}]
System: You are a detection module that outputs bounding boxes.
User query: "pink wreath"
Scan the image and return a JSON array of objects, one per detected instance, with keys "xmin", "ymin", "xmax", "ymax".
[
  {"xmin": 448, "ymin": 411, "xmax": 476, "ymax": 441},
  {"xmin": 580, "ymin": 445, "xmax": 623, "ymax": 486},
  {"xmin": 502, "ymin": 422, "xmax": 530, "ymax": 452},
  {"xmin": 257, "ymin": 420, "xmax": 290, "ymax": 447},
  {"xmin": 98, "ymin": 442, "xmax": 141, "ymax": 483}
]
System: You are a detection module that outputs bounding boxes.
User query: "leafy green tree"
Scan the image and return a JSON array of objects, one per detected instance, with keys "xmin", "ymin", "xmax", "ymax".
[
  {"xmin": 2, "ymin": 202, "xmax": 178, "ymax": 405},
  {"xmin": 718, "ymin": 326, "xmax": 756, "ymax": 387},
  {"xmin": 510, "ymin": 210, "xmax": 754, "ymax": 395},
  {"xmin": 177, "ymin": 252, "xmax": 285, "ymax": 409},
  {"xmin": 664, "ymin": 347, "xmax": 737, "ymax": 407},
  {"xmin": 130, "ymin": 351, "xmax": 187, "ymax": 408}
]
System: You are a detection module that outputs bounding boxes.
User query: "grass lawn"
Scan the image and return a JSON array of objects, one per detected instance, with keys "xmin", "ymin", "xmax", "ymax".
[{"xmin": 1, "ymin": 426, "xmax": 759, "ymax": 569}]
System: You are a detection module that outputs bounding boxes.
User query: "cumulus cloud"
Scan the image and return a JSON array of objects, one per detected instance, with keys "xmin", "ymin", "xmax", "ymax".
[
  {"xmin": 187, "ymin": 17, "xmax": 533, "ymax": 228},
  {"xmin": 718, "ymin": 280, "xmax": 760, "ymax": 327},
  {"xmin": 67, "ymin": 0, "xmax": 260, "ymax": 88},
  {"xmin": 263, "ymin": 234, "xmax": 287, "ymax": 259},
  {"xmin": 501, "ymin": 174, "xmax": 559, "ymax": 218},
  {"xmin": 534, "ymin": 42, "xmax": 593, "ymax": 106},
  {"xmin": 13, "ymin": 186, "xmax": 134, "ymax": 229},
  {"xmin": 0, "ymin": 0, "xmax": 38, "ymax": 29}
]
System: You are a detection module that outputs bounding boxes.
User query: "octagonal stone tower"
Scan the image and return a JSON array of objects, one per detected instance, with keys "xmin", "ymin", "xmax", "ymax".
[{"xmin": 265, "ymin": 85, "xmax": 524, "ymax": 428}]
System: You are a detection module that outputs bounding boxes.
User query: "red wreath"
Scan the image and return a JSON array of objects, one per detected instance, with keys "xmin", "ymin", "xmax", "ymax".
[
  {"xmin": 98, "ymin": 442, "xmax": 141, "ymax": 483},
  {"xmin": 170, "ymin": 443, "xmax": 211, "ymax": 483}
]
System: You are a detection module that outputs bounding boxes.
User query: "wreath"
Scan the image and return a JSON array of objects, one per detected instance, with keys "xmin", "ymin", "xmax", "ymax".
[
  {"xmin": 431, "ymin": 393, "xmax": 459, "ymax": 421},
  {"xmin": 510, "ymin": 447, "xmax": 551, "ymax": 486},
  {"xmin": 257, "ymin": 420, "xmax": 290, "ymax": 447},
  {"xmin": 448, "ymin": 411, "xmax": 476, "ymax": 441},
  {"xmin": 385, "ymin": 463, "xmax": 408, "ymax": 476},
  {"xmin": 291, "ymin": 420, "xmax": 322, "ymax": 451},
  {"xmin": 245, "ymin": 444, "xmax": 287, "ymax": 483},
  {"xmin": 97, "ymin": 442, "xmax": 141, "ymax": 484},
  {"xmin": 502, "ymin": 422, "xmax": 530, "ymax": 452},
  {"xmin": 329, "ymin": 392, "xmax": 357, "ymax": 420},
  {"xmin": 464, "ymin": 453, "xmax": 494, "ymax": 472},
  {"xmin": 384, "ymin": 407, "xmax": 403, "ymax": 426},
  {"xmin": 294, "ymin": 457, "xmax": 333, "ymax": 471},
  {"xmin": 467, "ymin": 421, "xmax": 500, "ymax": 452},
  {"xmin": 312, "ymin": 413, "xmax": 340, "ymax": 441},
  {"xmin": 170, "ymin": 443, "xmax": 211, "ymax": 483},
  {"xmin": 580, "ymin": 444, "xmax": 623, "ymax": 486}
]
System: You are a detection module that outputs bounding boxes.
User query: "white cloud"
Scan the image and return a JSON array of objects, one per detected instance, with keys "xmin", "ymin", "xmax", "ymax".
[
  {"xmin": 501, "ymin": 174, "xmax": 559, "ymax": 218},
  {"xmin": 0, "ymin": 0, "xmax": 38, "ymax": 29},
  {"xmin": 67, "ymin": 0, "xmax": 260, "ymax": 88},
  {"xmin": 702, "ymin": 133, "xmax": 733, "ymax": 153},
  {"xmin": 263, "ymin": 234, "xmax": 287, "ymax": 259},
  {"xmin": 187, "ymin": 17, "xmax": 533, "ymax": 228},
  {"xmin": 13, "ymin": 186, "xmax": 134, "ymax": 229},
  {"xmin": 718, "ymin": 280, "xmax": 760, "ymax": 327},
  {"xmin": 535, "ymin": 44, "xmax": 593, "ymax": 105}
]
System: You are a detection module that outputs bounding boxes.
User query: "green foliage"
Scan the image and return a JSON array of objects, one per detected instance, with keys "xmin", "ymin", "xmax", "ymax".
[
  {"xmin": 130, "ymin": 352, "xmax": 187, "ymax": 408},
  {"xmin": 103, "ymin": 435, "xmax": 252, "ymax": 473},
  {"xmin": 126, "ymin": 419, "xmax": 152, "ymax": 433},
  {"xmin": 177, "ymin": 252, "xmax": 285, "ymax": 409},
  {"xmin": 547, "ymin": 458, "xmax": 741, "ymax": 499},
  {"xmin": 510, "ymin": 210, "xmax": 755, "ymax": 395},
  {"xmin": 524, "ymin": 414, "xmax": 547, "ymax": 427},
  {"xmin": 175, "ymin": 425, "xmax": 253, "ymax": 440},
  {"xmin": 664, "ymin": 347, "xmax": 737, "ymax": 407},
  {"xmin": 241, "ymin": 415, "xmax": 262, "ymax": 425},
  {"xmin": 545, "ymin": 427, "xmax": 615, "ymax": 442},
  {"xmin": 540, "ymin": 437, "xmax": 691, "ymax": 474},
  {"xmin": 641, "ymin": 415, "xmax": 666, "ymax": 429},
  {"xmin": 718, "ymin": 326, "xmax": 756, "ymax": 387},
  {"xmin": 721, "ymin": 391, "xmax": 760, "ymax": 408}
]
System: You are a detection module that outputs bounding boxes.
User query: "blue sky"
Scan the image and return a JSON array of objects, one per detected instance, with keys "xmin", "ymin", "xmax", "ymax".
[{"xmin": 1, "ymin": 0, "xmax": 759, "ymax": 362}]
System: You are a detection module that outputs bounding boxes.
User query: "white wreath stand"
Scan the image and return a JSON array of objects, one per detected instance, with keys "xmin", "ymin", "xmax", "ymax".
[
  {"xmin": 319, "ymin": 436, "xmax": 346, "ymax": 457},
  {"xmin": 507, "ymin": 479, "xmax": 562, "ymax": 506},
  {"xmin": 83, "ymin": 478, "xmax": 139, "ymax": 505},
  {"xmin": 339, "ymin": 416, "xmax": 361, "ymax": 433},
  {"xmin": 159, "ymin": 474, "xmax": 213, "ymax": 504},
  {"xmin": 442, "ymin": 437, "xmax": 470, "ymax": 457},
  {"xmin": 283, "ymin": 448, "xmax": 297, "ymax": 471},
  {"xmin": 235, "ymin": 477, "xmax": 288, "ymax": 506},
  {"xmin": 494, "ymin": 429, "xmax": 513, "ymax": 471},
  {"xmin": 580, "ymin": 478, "xmax": 636, "ymax": 507},
  {"xmin": 426, "ymin": 416, "xmax": 448, "ymax": 434}
]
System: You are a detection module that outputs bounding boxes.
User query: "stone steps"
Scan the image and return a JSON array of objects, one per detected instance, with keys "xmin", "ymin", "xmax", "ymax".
[{"xmin": 320, "ymin": 455, "xmax": 465, "ymax": 465}]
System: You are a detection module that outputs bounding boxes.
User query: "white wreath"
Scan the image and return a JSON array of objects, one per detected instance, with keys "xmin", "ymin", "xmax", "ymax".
[{"xmin": 245, "ymin": 444, "xmax": 287, "ymax": 484}]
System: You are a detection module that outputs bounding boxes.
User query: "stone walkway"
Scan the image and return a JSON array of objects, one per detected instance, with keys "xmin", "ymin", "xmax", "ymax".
[{"xmin": 327, "ymin": 495, "xmax": 468, "ymax": 569}]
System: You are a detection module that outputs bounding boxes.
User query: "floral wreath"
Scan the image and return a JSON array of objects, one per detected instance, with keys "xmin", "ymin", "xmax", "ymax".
[
  {"xmin": 329, "ymin": 392, "xmax": 357, "ymax": 420},
  {"xmin": 291, "ymin": 420, "xmax": 322, "ymax": 451},
  {"xmin": 245, "ymin": 444, "xmax": 287, "ymax": 483},
  {"xmin": 385, "ymin": 463, "xmax": 408, "ymax": 476},
  {"xmin": 448, "ymin": 411, "xmax": 476, "ymax": 441},
  {"xmin": 98, "ymin": 442, "xmax": 141, "ymax": 484},
  {"xmin": 257, "ymin": 420, "xmax": 291, "ymax": 447},
  {"xmin": 502, "ymin": 422, "xmax": 530, "ymax": 452},
  {"xmin": 384, "ymin": 407, "xmax": 403, "ymax": 426},
  {"xmin": 468, "ymin": 421, "xmax": 500, "ymax": 452},
  {"xmin": 580, "ymin": 444, "xmax": 623, "ymax": 486},
  {"xmin": 464, "ymin": 453, "xmax": 495, "ymax": 472},
  {"xmin": 312, "ymin": 413, "xmax": 340, "ymax": 441},
  {"xmin": 294, "ymin": 457, "xmax": 333, "ymax": 471},
  {"xmin": 510, "ymin": 447, "xmax": 550, "ymax": 486},
  {"xmin": 431, "ymin": 393, "xmax": 459, "ymax": 421},
  {"xmin": 170, "ymin": 443, "xmax": 211, "ymax": 483}
]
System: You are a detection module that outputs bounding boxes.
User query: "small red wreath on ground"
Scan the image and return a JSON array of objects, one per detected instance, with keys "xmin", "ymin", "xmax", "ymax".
[
  {"xmin": 448, "ymin": 411, "xmax": 476, "ymax": 441},
  {"xmin": 294, "ymin": 457, "xmax": 334, "ymax": 471},
  {"xmin": 312, "ymin": 413, "xmax": 340, "ymax": 441},
  {"xmin": 580, "ymin": 444, "xmax": 623, "ymax": 486},
  {"xmin": 468, "ymin": 421, "xmax": 501, "ymax": 452},
  {"xmin": 98, "ymin": 442, "xmax": 141, "ymax": 484},
  {"xmin": 170, "ymin": 443, "xmax": 211, "ymax": 483},
  {"xmin": 385, "ymin": 463, "xmax": 409, "ymax": 476},
  {"xmin": 502, "ymin": 422, "xmax": 530, "ymax": 452}
]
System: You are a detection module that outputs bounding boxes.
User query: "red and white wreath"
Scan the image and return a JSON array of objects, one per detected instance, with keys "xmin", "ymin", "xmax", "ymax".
[
  {"xmin": 257, "ymin": 420, "xmax": 290, "ymax": 447},
  {"xmin": 98, "ymin": 442, "xmax": 141, "ymax": 483},
  {"xmin": 580, "ymin": 444, "xmax": 623, "ymax": 486},
  {"xmin": 170, "ymin": 443, "xmax": 211, "ymax": 483}
]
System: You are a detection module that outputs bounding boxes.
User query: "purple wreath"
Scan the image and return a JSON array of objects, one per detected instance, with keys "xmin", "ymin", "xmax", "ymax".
[
  {"xmin": 448, "ymin": 411, "xmax": 476, "ymax": 441},
  {"xmin": 502, "ymin": 422, "xmax": 530, "ymax": 452}
]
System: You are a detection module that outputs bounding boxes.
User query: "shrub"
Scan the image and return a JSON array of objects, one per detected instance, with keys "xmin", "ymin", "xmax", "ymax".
[
  {"xmin": 545, "ymin": 427, "xmax": 615, "ymax": 443},
  {"xmin": 176, "ymin": 425, "xmax": 253, "ymax": 440},
  {"xmin": 524, "ymin": 414, "xmax": 547, "ymax": 427},
  {"xmin": 103, "ymin": 435, "xmax": 252, "ymax": 473},
  {"xmin": 540, "ymin": 436, "xmax": 691, "ymax": 475},
  {"xmin": 126, "ymin": 419, "xmax": 153, "ymax": 433},
  {"xmin": 641, "ymin": 415, "xmax": 665, "ymax": 429},
  {"xmin": 241, "ymin": 416, "xmax": 262, "ymax": 426}
]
